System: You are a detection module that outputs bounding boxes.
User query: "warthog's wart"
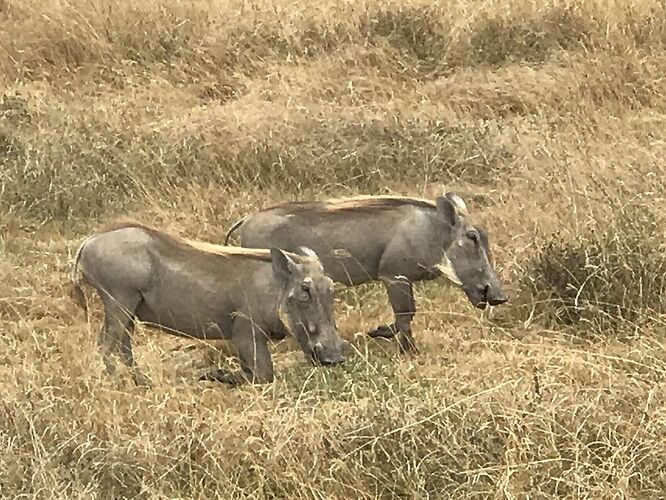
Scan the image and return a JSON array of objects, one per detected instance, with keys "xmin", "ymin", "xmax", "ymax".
[
  {"xmin": 69, "ymin": 223, "xmax": 345, "ymax": 386},
  {"xmin": 225, "ymin": 192, "xmax": 507, "ymax": 353}
]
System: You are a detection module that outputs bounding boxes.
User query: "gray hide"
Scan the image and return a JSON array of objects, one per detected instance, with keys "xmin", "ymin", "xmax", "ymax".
[
  {"xmin": 69, "ymin": 223, "xmax": 345, "ymax": 386},
  {"xmin": 225, "ymin": 193, "xmax": 507, "ymax": 353}
]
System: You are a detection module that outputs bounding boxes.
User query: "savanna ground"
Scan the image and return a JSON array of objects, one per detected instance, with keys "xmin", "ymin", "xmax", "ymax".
[{"xmin": 1, "ymin": 0, "xmax": 666, "ymax": 498}]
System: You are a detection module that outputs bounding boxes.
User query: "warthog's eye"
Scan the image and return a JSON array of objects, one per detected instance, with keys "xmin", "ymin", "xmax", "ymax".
[{"xmin": 467, "ymin": 231, "xmax": 479, "ymax": 244}]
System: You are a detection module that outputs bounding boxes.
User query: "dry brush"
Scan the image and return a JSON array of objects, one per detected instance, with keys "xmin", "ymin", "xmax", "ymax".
[{"xmin": 1, "ymin": 0, "xmax": 666, "ymax": 498}]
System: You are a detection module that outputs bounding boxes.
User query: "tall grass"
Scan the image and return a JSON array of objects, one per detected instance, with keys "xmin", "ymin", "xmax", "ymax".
[{"xmin": 1, "ymin": 0, "xmax": 666, "ymax": 498}]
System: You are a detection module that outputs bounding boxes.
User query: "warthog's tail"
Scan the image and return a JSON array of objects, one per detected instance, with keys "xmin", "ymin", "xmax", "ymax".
[
  {"xmin": 224, "ymin": 217, "xmax": 246, "ymax": 245},
  {"xmin": 69, "ymin": 235, "xmax": 92, "ymax": 315}
]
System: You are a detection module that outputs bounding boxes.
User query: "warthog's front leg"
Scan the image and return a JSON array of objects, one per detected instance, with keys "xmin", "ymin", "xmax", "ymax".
[
  {"xmin": 369, "ymin": 276, "xmax": 418, "ymax": 354},
  {"xmin": 367, "ymin": 323, "xmax": 397, "ymax": 339},
  {"xmin": 200, "ymin": 317, "xmax": 274, "ymax": 385},
  {"xmin": 268, "ymin": 319, "xmax": 288, "ymax": 342}
]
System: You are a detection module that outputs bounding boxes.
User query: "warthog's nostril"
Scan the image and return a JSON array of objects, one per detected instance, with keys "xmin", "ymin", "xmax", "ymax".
[
  {"xmin": 489, "ymin": 295, "xmax": 508, "ymax": 306},
  {"xmin": 474, "ymin": 284, "xmax": 492, "ymax": 309},
  {"xmin": 320, "ymin": 354, "xmax": 345, "ymax": 366},
  {"xmin": 313, "ymin": 342, "xmax": 345, "ymax": 365},
  {"xmin": 475, "ymin": 284, "xmax": 490, "ymax": 304}
]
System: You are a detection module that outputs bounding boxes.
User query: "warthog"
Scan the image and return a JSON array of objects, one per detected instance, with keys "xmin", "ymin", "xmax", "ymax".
[
  {"xmin": 224, "ymin": 193, "xmax": 507, "ymax": 353},
  {"xmin": 69, "ymin": 223, "xmax": 345, "ymax": 386}
]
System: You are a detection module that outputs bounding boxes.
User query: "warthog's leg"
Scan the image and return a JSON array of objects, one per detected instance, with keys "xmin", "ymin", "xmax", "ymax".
[
  {"xmin": 100, "ymin": 292, "xmax": 151, "ymax": 387},
  {"xmin": 201, "ymin": 317, "xmax": 274, "ymax": 385},
  {"xmin": 118, "ymin": 327, "xmax": 152, "ymax": 387},
  {"xmin": 372, "ymin": 276, "xmax": 418, "ymax": 354},
  {"xmin": 98, "ymin": 317, "xmax": 117, "ymax": 376},
  {"xmin": 367, "ymin": 323, "xmax": 397, "ymax": 339},
  {"xmin": 268, "ymin": 319, "xmax": 288, "ymax": 342}
]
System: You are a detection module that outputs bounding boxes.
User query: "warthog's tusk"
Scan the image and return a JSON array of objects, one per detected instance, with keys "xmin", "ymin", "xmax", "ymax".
[
  {"xmin": 433, "ymin": 254, "xmax": 463, "ymax": 286},
  {"xmin": 333, "ymin": 248, "xmax": 353, "ymax": 259}
]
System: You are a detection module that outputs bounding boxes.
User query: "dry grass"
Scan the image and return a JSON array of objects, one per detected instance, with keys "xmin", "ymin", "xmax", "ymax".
[{"xmin": 2, "ymin": 0, "xmax": 666, "ymax": 498}]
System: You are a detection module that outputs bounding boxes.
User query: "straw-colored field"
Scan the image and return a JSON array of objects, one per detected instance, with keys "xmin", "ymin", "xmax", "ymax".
[{"xmin": 1, "ymin": 0, "xmax": 665, "ymax": 497}]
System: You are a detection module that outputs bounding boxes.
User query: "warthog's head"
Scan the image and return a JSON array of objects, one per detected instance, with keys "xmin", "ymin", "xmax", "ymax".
[
  {"xmin": 435, "ymin": 192, "xmax": 508, "ymax": 310},
  {"xmin": 271, "ymin": 247, "xmax": 346, "ymax": 366}
]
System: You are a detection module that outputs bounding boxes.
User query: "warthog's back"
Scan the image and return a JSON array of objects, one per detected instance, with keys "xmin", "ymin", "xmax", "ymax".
[{"xmin": 261, "ymin": 196, "xmax": 436, "ymax": 215}]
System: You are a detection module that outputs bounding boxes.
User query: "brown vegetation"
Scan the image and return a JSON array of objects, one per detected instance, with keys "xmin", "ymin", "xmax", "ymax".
[{"xmin": 1, "ymin": 0, "xmax": 665, "ymax": 497}]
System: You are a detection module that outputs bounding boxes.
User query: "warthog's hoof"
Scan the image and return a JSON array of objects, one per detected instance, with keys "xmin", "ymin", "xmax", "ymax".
[
  {"xmin": 199, "ymin": 369, "xmax": 238, "ymax": 385},
  {"xmin": 268, "ymin": 329, "xmax": 287, "ymax": 342},
  {"xmin": 131, "ymin": 371, "xmax": 153, "ymax": 388},
  {"xmin": 367, "ymin": 324, "xmax": 397, "ymax": 339}
]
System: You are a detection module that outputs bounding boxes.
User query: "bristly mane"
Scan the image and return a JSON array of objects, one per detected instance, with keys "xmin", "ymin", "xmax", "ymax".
[
  {"xmin": 264, "ymin": 195, "xmax": 437, "ymax": 214},
  {"xmin": 98, "ymin": 222, "xmax": 300, "ymax": 262},
  {"xmin": 183, "ymin": 239, "xmax": 275, "ymax": 262}
]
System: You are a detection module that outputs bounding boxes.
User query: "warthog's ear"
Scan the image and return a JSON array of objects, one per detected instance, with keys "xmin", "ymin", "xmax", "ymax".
[
  {"xmin": 271, "ymin": 248, "xmax": 297, "ymax": 284},
  {"xmin": 298, "ymin": 246, "xmax": 319, "ymax": 260},
  {"xmin": 436, "ymin": 196, "xmax": 458, "ymax": 227},
  {"xmin": 445, "ymin": 192, "xmax": 469, "ymax": 216}
]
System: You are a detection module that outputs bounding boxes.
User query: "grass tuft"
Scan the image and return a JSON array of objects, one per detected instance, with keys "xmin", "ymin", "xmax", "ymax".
[{"xmin": 519, "ymin": 206, "xmax": 666, "ymax": 333}]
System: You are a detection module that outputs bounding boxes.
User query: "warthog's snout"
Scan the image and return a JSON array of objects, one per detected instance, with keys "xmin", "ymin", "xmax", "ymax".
[
  {"xmin": 489, "ymin": 294, "xmax": 508, "ymax": 307},
  {"xmin": 475, "ymin": 284, "xmax": 509, "ymax": 309},
  {"xmin": 313, "ymin": 341, "xmax": 346, "ymax": 366}
]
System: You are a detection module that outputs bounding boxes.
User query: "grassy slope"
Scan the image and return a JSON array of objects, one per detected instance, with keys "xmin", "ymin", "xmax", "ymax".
[{"xmin": 1, "ymin": 0, "xmax": 666, "ymax": 498}]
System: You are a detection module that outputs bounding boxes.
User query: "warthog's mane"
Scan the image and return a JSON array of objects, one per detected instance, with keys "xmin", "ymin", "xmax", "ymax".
[
  {"xmin": 182, "ymin": 239, "xmax": 275, "ymax": 261},
  {"xmin": 100, "ymin": 222, "xmax": 302, "ymax": 262},
  {"xmin": 265, "ymin": 195, "xmax": 437, "ymax": 214}
]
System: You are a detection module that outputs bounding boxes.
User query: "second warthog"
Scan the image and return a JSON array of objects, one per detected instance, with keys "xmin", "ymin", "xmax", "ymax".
[
  {"xmin": 224, "ymin": 193, "xmax": 508, "ymax": 353},
  {"xmin": 70, "ymin": 223, "xmax": 345, "ymax": 386}
]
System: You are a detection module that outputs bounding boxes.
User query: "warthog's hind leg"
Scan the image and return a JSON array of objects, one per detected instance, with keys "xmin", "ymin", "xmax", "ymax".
[
  {"xmin": 98, "ymin": 321, "xmax": 117, "ymax": 376},
  {"xmin": 118, "ymin": 327, "xmax": 152, "ymax": 387},
  {"xmin": 100, "ymin": 292, "xmax": 151, "ymax": 387}
]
